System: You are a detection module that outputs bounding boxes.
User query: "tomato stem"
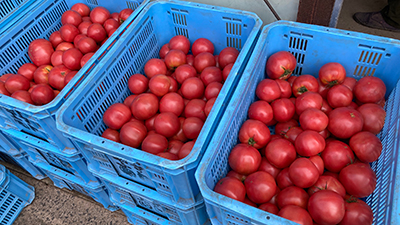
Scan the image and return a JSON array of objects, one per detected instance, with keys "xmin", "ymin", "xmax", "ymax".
[
  {"xmin": 280, "ymin": 66, "xmax": 292, "ymax": 79},
  {"xmin": 248, "ymin": 137, "xmax": 256, "ymax": 146},
  {"xmin": 297, "ymin": 86, "xmax": 309, "ymax": 94}
]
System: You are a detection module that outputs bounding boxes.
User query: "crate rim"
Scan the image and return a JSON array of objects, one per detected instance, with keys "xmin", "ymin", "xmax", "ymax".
[
  {"xmin": 195, "ymin": 20, "xmax": 400, "ymax": 224},
  {"xmin": 55, "ymin": 0, "xmax": 262, "ymax": 169},
  {"xmin": 0, "ymin": 0, "xmax": 149, "ymax": 113}
]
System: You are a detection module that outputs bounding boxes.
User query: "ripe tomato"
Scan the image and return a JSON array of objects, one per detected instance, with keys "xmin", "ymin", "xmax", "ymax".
[
  {"xmin": 357, "ymin": 103, "xmax": 386, "ymax": 134},
  {"xmin": 294, "ymin": 130, "xmax": 325, "ymax": 156},
  {"xmin": 276, "ymin": 168, "xmax": 294, "ymax": 189},
  {"xmin": 327, "ymin": 84, "xmax": 353, "ymax": 108},
  {"xmin": 295, "ymin": 91, "xmax": 323, "ymax": 115},
  {"xmin": 200, "ymin": 66, "xmax": 222, "ymax": 86},
  {"xmin": 342, "ymin": 77, "xmax": 357, "ymax": 91},
  {"xmin": 228, "ymin": 143, "xmax": 261, "ymax": 175},
  {"xmin": 328, "ymin": 107, "xmax": 364, "ymax": 139},
  {"xmin": 321, "ymin": 99, "xmax": 333, "ymax": 115},
  {"xmin": 339, "ymin": 163, "xmax": 377, "ymax": 198},
  {"xmin": 307, "ymin": 190, "xmax": 345, "ymax": 225},
  {"xmin": 178, "ymin": 140, "xmax": 194, "ymax": 159},
  {"xmin": 130, "ymin": 93, "xmax": 159, "ymax": 120},
  {"xmin": 204, "ymin": 97, "xmax": 216, "ymax": 117},
  {"xmin": 278, "ymin": 205, "xmax": 313, "ymax": 225},
  {"xmin": 184, "ymin": 99, "xmax": 206, "ymax": 121},
  {"xmin": 159, "ymin": 92, "xmax": 184, "ymax": 117},
  {"xmin": 101, "ymin": 128, "xmax": 120, "ymax": 143},
  {"xmin": 284, "ymin": 126, "xmax": 303, "ymax": 143},
  {"xmin": 192, "ymin": 38, "xmax": 214, "ymax": 56},
  {"xmin": 244, "ymin": 171, "xmax": 276, "ymax": 204},
  {"xmin": 11, "ymin": 90, "xmax": 34, "ymax": 104},
  {"xmin": 28, "ymin": 39, "xmax": 54, "ymax": 67},
  {"xmin": 182, "ymin": 117, "xmax": 204, "ymax": 139},
  {"xmin": 49, "ymin": 31, "xmax": 63, "ymax": 48},
  {"xmin": 59, "ymin": 24, "xmax": 80, "ymax": 42},
  {"xmin": 165, "ymin": 49, "xmax": 187, "ymax": 70},
  {"xmin": 154, "ymin": 112, "xmax": 180, "ymax": 138},
  {"xmin": 318, "ymin": 62, "xmax": 346, "ymax": 86},
  {"xmin": 309, "ymin": 155, "xmax": 324, "ymax": 175},
  {"xmin": 71, "ymin": 3, "xmax": 90, "ymax": 17},
  {"xmin": 168, "ymin": 35, "xmax": 190, "ymax": 54},
  {"xmin": 5, "ymin": 74, "xmax": 30, "ymax": 94},
  {"xmin": 144, "ymin": 58, "xmax": 167, "ymax": 79},
  {"xmin": 277, "ymin": 186, "xmax": 309, "ymax": 209},
  {"xmin": 353, "ymin": 76, "xmax": 386, "ymax": 103},
  {"xmin": 226, "ymin": 170, "xmax": 247, "ymax": 182},
  {"xmin": 48, "ymin": 65, "xmax": 71, "ymax": 90},
  {"xmin": 275, "ymin": 79, "xmax": 292, "ymax": 98},
  {"xmin": 292, "ymin": 75, "xmax": 319, "ymax": 97},
  {"xmin": 18, "ymin": 63, "xmax": 37, "ymax": 81},
  {"xmin": 61, "ymin": 10, "xmax": 82, "ymax": 27},
  {"xmin": 149, "ymin": 74, "xmax": 171, "ymax": 97},
  {"xmin": 238, "ymin": 119, "xmax": 271, "ymax": 149},
  {"xmin": 167, "ymin": 140, "xmax": 184, "ymax": 155},
  {"xmin": 141, "ymin": 133, "xmax": 168, "ymax": 155},
  {"xmin": 218, "ymin": 47, "xmax": 239, "ymax": 69},
  {"xmin": 265, "ymin": 51, "xmax": 297, "ymax": 80},
  {"xmin": 338, "ymin": 201, "xmax": 373, "ymax": 225},
  {"xmin": 321, "ymin": 140, "xmax": 355, "ymax": 173},
  {"xmin": 258, "ymin": 203, "xmax": 279, "ymax": 215},
  {"xmin": 118, "ymin": 8, "xmax": 133, "ymax": 24},
  {"xmin": 62, "ymin": 48, "xmax": 83, "ymax": 70},
  {"xmin": 159, "ymin": 43, "xmax": 170, "ymax": 59},
  {"xmin": 275, "ymin": 119, "xmax": 299, "ymax": 136},
  {"xmin": 30, "ymin": 84, "xmax": 55, "ymax": 105},
  {"xmin": 257, "ymin": 157, "xmax": 281, "ymax": 179},
  {"xmin": 307, "ymin": 175, "xmax": 346, "ymax": 197},
  {"xmin": 349, "ymin": 131, "xmax": 382, "ymax": 163},
  {"xmin": 103, "ymin": 103, "xmax": 131, "ymax": 130},
  {"xmin": 255, "ymin": 79, "xmax": 281, "ymax": 103},
  {"xmin": 180, "ymin": 77, "xmax": 205, "ymax": 100},
  {"xmin": 204, "ymin": 82, "xmax": 222, "ymax": 100},
  {"xmin": 175, "ymin": 64, "xmax": 197, "ymax": 84},
  {"xmin": 157, "ymin": 152, "xmax": 179, "ymax": 160},
  {"xmin": 90, "ymin": 6, "xmax": 110, "ymax": 24},
  {"xmin": 299, "ymin": 108, "xmax": 328, "ymax": 132},
  {"xmin": 247, "ymin": 100, "xmax": 273, "ymax": 124},
  {"xmin": 271, "ymin": 98, "xmax": 295, "ymax": 122},
  {"xmin": 264, "ymin": 138, "xmax": 296, "ymax": 169},
  {"xmin": 214, "ymin": 177, "xmax": 246, "ymax": 202},
  {"xmin": 194, "ymin": 52, "xmax": 216, "ymax": 73},
  {"xmin": 289, "ymin": 158, "xmax": 319, "ymax": 188},
  {"xmin": 128, "ymin": 74, "xmax": 148, "ymax": 95},
  {"xmin": 119, "ymin": 120, "xmax": 147, "ymax": 148}
]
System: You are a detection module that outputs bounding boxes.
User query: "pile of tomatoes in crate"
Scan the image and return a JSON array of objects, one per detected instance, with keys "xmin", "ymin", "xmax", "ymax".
[
  {"xmin": 214, "ymin": 51, "xmax": 386, "ymax": 225},
  {"xmin": 101, "ymin": 35, "xmax": 240, "ymax": 160},
  {"xmin": 0, "ymin": 3, "xmax": 134, "ymax": 106}
]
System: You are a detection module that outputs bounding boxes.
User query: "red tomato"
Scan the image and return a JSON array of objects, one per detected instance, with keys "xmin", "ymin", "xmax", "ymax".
[
  {"xmin": 18, "ymin": 63, "xmax": 37, "ymax": 81},
  {"xmin": 49, "ymin": 31, "xmax": 63, "ymax": 48},
  {"xmin": 103, "ymin": 103, "xmax": 131, "ymax": 130},
  {"xmin": 90, "ymin": 6, "xmax": 110, "ymax": 24},
  {"xmin": 308, "ymin": 175, "xmax": 346, "ymax": 198},
  {"xmin": 255, "ymin": 79, "xmax": 281, "ymax": 103},
  {"xmin": 327, "ymin": 84, "xmax": 353, "ymax": 108},
  {"xmin": 275, "ymin": 119, "xmax": 299, "ymax": 136},
  {"xmin": 204, "ymin": 82, "xmax": 222, "ymax": 100},
  {"xmin": 62, "ymin": 48, "xmax": 83, "ymax": 70},
  {"xmin": 200, "ymin": 66, "xmax": 222, "ymax": 86},
  {"xmin": 349, "ymin": 131, "xmax": 382, "ymax": 163},
  {"xmin": 321, "ymin": 99, "xmax": 333, "ymax": 115},
  {"xmin": 321, "ymin": 140, "xmax": 355, "ymax": 173},
  {"xmin": 48, "ymin": 65, "xmax": 71, "ymax": 90},
  {"xmin": 265, "ymin": 51, "xmax": 297, "ymax": 80},
  {"xmin": 271, "ymin": 98, "xmax": 295, "ymax": 122},
  {"xmin": 148, "ymin": 74, "xmax": 171, "ymax": 97},
  {"xmin": 295, "ymin": 91, "xmax": 323, "ymax": 115},
  {"xmin": 157, "ymin": 152, "xmax": 179, "ymax": 160},
  {"xmin": 357, "ymin": 103, "xmax": 386, "ymax": 134},
  {"xmin": 175, "ymin": 64, "xmax": 197, "ymax": 84},
  {"xmin": 171, "ymin": 117, "xmax": 188, "ymax": 142},
  {"xmin": 353, "ymin": 76, "xmax": 386, "ymax": 103},
  {"xmin": 338, "ymin": 201, "xmax": 373, "ymax": 225},
  {"xmin": 228, "ymin": 143, "xmax": 262, "ymax": 175},
  {"xmin": 71, "ymin": 3, "xmax": 90, "ymax": 17},
  {"xmin": 292, "ymin": 75, "xmax": 319, "ymax": 97},
  {"xmin": 0, "ymin": 82, "xmax": 10, "ymax": 96},
  {"xmin": 154, "ymin": 112, "xmax": 180, "ymax": 138},
  {"xmin": 258, "ymin": 203, "xmax": 279, "ymax": 215},
  {"xmin": 222, "ymin": 63, "xmax": 233, "ymax": 81},
  {"xmin": 309, "ymin": 155, "xmax": 324, "ymax": 175},
  {"xmin": 295, "ymin": 130, "xmax": 325, "ymax": 156},
  {"xmin": 87, "ymin": 23, "xmax": 107, "ymax": 43},
  {"xmin": 264, "ymin": 138, "xmax": 296, "ymax": 169},
  {"xmin": 218, "ymin": 47, "xmax": 239, "ymax": 69},
  {"xmin": 178, "ymin": 140, "xmax": 194, "ymax": 159},
  {"xmin": 29, "ymin": 84, "xmax": 55, "ymax": 105},
  {"xmin": 180, "ymin": 77, "xmax": 205, "ymax": 100},
  {"xmin": 11, "ymin": 90, "xmax": 33, "ymax": 104},
  {"xmin": 288, "ymin": 75, "xmax": 297, "ymax": 86},
  {"xmin": 284, "ymin": 126, "xmax": 303, "ymax": 144},
  {"xmin": 248, "ymin": 100, "xmax": 273, "ymax": 124},
  {"xmin": 186, "ymin": 54, "xmax": 194, "ymax": 66},
  {"xmin": 118, "ymin": 8, "xmax": 133, "ymax": 24},
  {"xmin": 214, "ymin": 177, "xmax": 246, "ymax": 202},
  {"xmin": 169, "ymin": 35, "xmax": 190, "ymax": 55},
  {"xmin": 275, "ymin": 79, "xmax": 292, "ymax": 98},
  {"xmin": 59, "ymin": 24, "xmax": 79, "ymax": 42},
  {"xmin": 51, "ymin": 50, "xmax": 64, "ymax": 67},
  {"xmin": 101, "ymin": 128, "xmax": 120, "ymax": 143},
  {"xmin": 244, "ymin": 171, "xmax": 276, "ymax": 204},
  {"xmin": 278, "ymin": 205, "xmax": 313, "ymax": 225},
  {"xmin": 159, "ymin": 43, "xmax": 170, "ymax": 59},
  {"xmin": 328, "ymin": 107, "xmax": 364, "ymax": 139},
  {"xmin": 141, "ymin": 133, "xmax": 168, "ymax": 155},
  {"xmin": 119, "ymin": 120, "xmax": 147, "ymax": 148},
  {"xmin": 317, "ymin": 78, "xmax": 330, "ymax": 99},
  {"xmin": 257, "ymin": 157, "xmax": 281, "ymax": 179},
  {"xmin": 194, "ymin": 52, "xmax": 216, "ymax": 73},
  {"xmin": 226, "ymin": 170, "xmax": 247, "ymax": 182},
  {"xmin": 289, "ymin": 158, "xmax": 319, "ymax": 188},
  {"xmin": 77, "ymin": 37, "xmax": 98, "ymax": 54},
  {"xmin": 28, "ymin": 39, "xmax": 54, "ymax": 67},
  {"xmin": 276, "ymin": 168, "xmax": 294, "ymax": 189},
  {"xmin": 61, "ymin": 10, "xmax": 82, "ymax": 27},
  {"xmin": 165, "ymin": 49, "xmax": 187, "ymax": 70},
  {"xmin": 159, "ymin": 92, "xmax": 184, "ymax": 117},
  {"xmin": 80, "ymin": 52, "xmax": 94, "ymax": 67},
  {"xmin": 144, "ymin": 58, "xmax": 167, "ymax": 79},
  {"xmin": 167, "ymin": 140, "xmax": 184, "ymax": 155},
  {"xmin": 130, "ymin": 93, "xmax": 159, "ymax": 120},
  {"xmin": 238, "ymin": 119, "xmax": 271, "ymax": 149},
  {"xmin": 318, "ymin": 62, "xmax": 346, "ymax": 86},
  {"xmin": 56, "ymin": 42, "xmax": 74, "ymax": 52},
  {"xmin": 277, "ymin": 186, "xmax": 309, "ymax": 209},
  {"xmin": 339, "ymin": 163, "xmax": 377, "ymax": 198},
  {"xmin": 182, "ymin": 117, "xmax": 204, "ymax": 139},
  {"xmin": 307, "ymin": 190, "xmax": 345, "ymax": 225},
  {"xmin": 128, "ymin": 74, "xmax": 148, "ymax": 95},
  {"xmin": 184, "ymin": 99, "xmax": 206, "ymax": 121},
  {"xmin": 299, "ymin": 108, "xmax": 328, "ymax": 132},
  {"xmin": 192, "ymin": 38, "xmax": 214, "ymax": 56},
  {"xmin": 342, "ymin": 77, "xmax": 357, "ymax": 91},
  {"xmin": 33, "ymin": 65, "xmax": 53, "ymax": 85},
  {"xmin": 78, "ymin": 21, "xmax": 92, "ymax": 35}
]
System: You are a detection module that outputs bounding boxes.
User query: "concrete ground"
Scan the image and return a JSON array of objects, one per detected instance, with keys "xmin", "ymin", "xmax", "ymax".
[{"xmin": 2, "ymin": 0, "xmax": 399, "ymax": 225}]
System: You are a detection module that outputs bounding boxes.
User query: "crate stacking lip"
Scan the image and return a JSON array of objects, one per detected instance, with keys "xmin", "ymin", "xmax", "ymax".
[
  {"xmin": 0, "ymin": 0, "xmax": 148, "ymax": 151},
  {"xmin": 89, "ymin": 165, "xmax": 209, "ymax": 225},
  {"xmin": 34, "ymin": 162, "xmax": 118, "ymax": 211},
  {"xmin": 2, "ymin": 128, "xmax": 99, "ymax": 185},
  {"xmin": 55, "ymin": 0, "xmax": 262, "ymax": 206},
  {"xmin": 195, "ymin": 20, "xmax": 400, "ymax": 225},
  {"xmin": 0, "ymin": 164, "xmax": 35, "ymax": 225},
  {"xmin": 0, "ymin": 129, "xmax": 23, "ymax": 156}
]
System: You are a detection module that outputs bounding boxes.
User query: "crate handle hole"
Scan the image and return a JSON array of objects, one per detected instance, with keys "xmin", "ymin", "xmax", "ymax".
[
  {"xmin": 126, "ymin": 182, "xmax": 129, "ymax": 185},
  {"xmin": 101, "ymin": 141, "xmax": 105, "ymax": 144},
  {"xmin": 142, "ymin": 189, "xmax": 145, "ymax": 191},
  {"xmin": 121, "ymin": 148, "xmax": 125, "ymax": 150},
  {"xmin": 266, "ymin": 216, "xmax": 270, "ymax": 220}
]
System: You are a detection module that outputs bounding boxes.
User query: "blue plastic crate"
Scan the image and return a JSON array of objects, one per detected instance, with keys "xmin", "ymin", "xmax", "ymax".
[
  {"xmin": 0, "ymin": 0, "xmax": 148, "ymax": 151},
  {"xmin": 195, "ymin": 20, "xmax": 400, "ymax": 225},
  {"xmin": 34, "ymin": 162, "xmax": 118, "ymax": 212},
  {"xmin": 55, "ymin": 0, "xmax": 262, "ymax": 206},
  {"xmin": 2, "ymin": 152, "xmax": 46, "ymax": 180},
  {"xmin": 90, "ymin": 166, "xmax": 209, "ymax": 225},
  {"xmin": 2, "ymin": 128, "xmax": 99, "ymax": 184},
  {"xmin": 0, "ymin": 164, "xmax": 35, "ymax": 225},
  {"xmin": 0, "ymin": 0, "xmax": 38, "ymax": 34},
  {"xmin": 0, "ymin": 130, "xmax": 22, "ymax": 156}
]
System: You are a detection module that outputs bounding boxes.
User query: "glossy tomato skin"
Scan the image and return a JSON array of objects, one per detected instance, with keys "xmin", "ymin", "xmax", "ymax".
[
  {"xmin": 265, "ymin": 51, "xmax": 297, "ymax": 80},
  {"xmin": 292, "ymin": 75, "xmax": 319, "ymax": 97},
  {"xmin": 276, "ymin": 168, "xmax": 294, "ymax": 189},
  {"xmin": 321, "ymin": 140, "xmax": 355, "ymax": 173},
  {"xmin": 141, "ymin": 133, "xmax": 168, "ymax": 155},
  {"xmin": 118, "ymin": 8, "xmax": 133, "ymax": 24},
  {"xmin": 192, "ymin": 38, "xmax": 214, "ymax": 56},
  {"xmin": 178, "ymin": 141, "xmax": 194, "ymax": 159},
  {"xmin": 214, "ymin": 177, "xmax": 246, "ymax": 202},
  {"xmin": 157, "ymin": 152, "xmax": 179, "ymax": 160},
  {"xmin": 284, "ymin": 126, "xmax": 303, "ymax": 144},
  {"xmin": 103, "ymin": 103, "xmax": 131, "ymax": 130},
  {"xmin": 353, "ymin": 76, "xmax": 386, "ymax": 103},
  {"xmin": 275, "ymin": 79, "xmax": 292, "ymax": 98},
  {"xmin": 307, "ymin": 175, "xmax": 346, "ymax": 198},
  {"xmin": 357, "ymin": 103, "xmax": 386, "ymax": 134},
  {"xmin": 182, "ymin": 117, "xmax": 204, "ymax": 139},
  {"xmin": 295, "ymin": 130, "xmax": 325, "ymax": 156},
  {"xmin": 11, "ymin": 91, "xmax": 34, "ymax": 104},
  {"xmin": 71, "ymin": 3, "xmax": 90, "ymax": 17},
  {"xmin": 101, "ymin": 128, "xmax": 120, "ymax": 143},
  {"xmin": 278, "ymin": 205, "xmax": 313, "ymax": 225},
  {"xmin": 180, "ymin": 77, "xmax": 205, "ymax": 100},
  {"xmin": 342, "ymin": 77, "xmax": 357, "ymax": 91},
  {"xmin": 295, "ymin": 91, "xmax": 323, "ymax": 115},
  {"xmin": 28, "ymin": 39, "xmax": 54, "ymax": 67},
  {"xmin": 307, "ymin": 190, "xmax": 345, "ymax": 225},
  {"xmin": 289, "ymin": 158, "xmax": 319, "ymax": 188},
  {"xmin": 61, "ymin": 10, "xmax": 82, "ymax": 27},
  {"xmin": 309, "ymin": 155, "xmax": 324, "ymax": 175},
  {"xmin": 244, "ymin": 171, "xmax": 277, "ymax": 204},
  {"xmin": 159, "ymin": 92, "xmax": 184, "ymax": 117},
  {"xmin": 119, "ymin": 121, "xmax": 147, "ymax": 148},
  {"xmin": 128, "ymin": 74, "xmax": 148, "ymax": 95},
  {"xmin": 149, "ymin": 74, "xmax": 171, "ymax": 97},
  {"xmin": 168, "ymin": 35, "xmax": 190, "ymax": 54},
  {"xmin": 255, "ymin": 79, "xmax": 281, "ymax": 103},
  {"xmin": 247, "ymin": 100, "xmax": 274, "ymax": 124},
  {"xmin": 277, "ymin": 186, "xmax": 309, "ymax": 209},
  {"xmin": 30, "ymin": 84, "xmax": 55, "ymax": 105},
  {"xmin": 184, "ymin": 99, "xmax": 206, "ymax": 121},
  {"xmin": 299, "ymin": 108, "xmax": 329, "ymax": 132},
  {"xmin": 275, "ymin": 119, "xmax": 299, "ymax": 137},
  {"xmin": 318, "ymin": 62, "xmax": 346, "ymax": 86},
  {"xmin": 130, "ymin": 93, "xmax": 159, "ymax": 120},
  {"xmin": 258, "ymin": 203, "xmax": 279, "ymax": 215},
  {"xmin": 271, "ymin": 98, "xmax": 295, "ymax": 122},
  {"xmin": 226, "ymin": 170, "xmax": 247, "ymax": 182},
  {"xmin": 218, "ymin": 47, "xmax": 239, "ymax": 69},
  {"xmin": 327, "ymin": 84, "xmax": 353, "ymax": 108},
  {"xmin": 349, "ymin": 131, "xmax": 382, "ymax": 163},
  {"xmin": 338, "ymin": 201, "xmax": 373, "ymax": 225},
  {"xmin": 154, "ymin": 112, "xmax": 180, "ymax": 138},
  {"xmin": 228, "ymin": 143, "xmax": 262, "ymax": 175},
  {"xmin": 339, "ymin": 163, "xmax": 377, "ymax": 198},
  {"xmin": 238, "ymin": 119, "xmax": 271, "ymax": 149},
  {"xmin": 264, "ymin": 138, "xmax": 296, "ymax": 169},
  {"xmin": 328, "ymin": 107, "xmax": 364, "ymax": 139},
  {"xmin": 144, "ymin": 58, "xmax": 167, "ymax": 79},
  {"xmin": 90, "ymin": 6, "xmax": 110, "ymax": 24},
  {"xmin": 257, "ymin": 157, "xmax": 281, "ymax": 179},
  {"xmin": 18, "ymin": 63, "xmax": 37, "ymax": 81}
]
